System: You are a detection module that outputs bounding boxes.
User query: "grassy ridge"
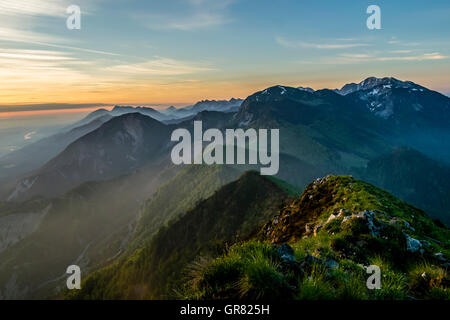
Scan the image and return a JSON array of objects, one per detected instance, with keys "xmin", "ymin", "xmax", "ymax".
[
  {"xmin": 66, "ymin": 171, "xmax": 291, "ymax": 299},
  {"xmin": 184, "ymin": 176, "xmax": 450, "ymax": 300}
]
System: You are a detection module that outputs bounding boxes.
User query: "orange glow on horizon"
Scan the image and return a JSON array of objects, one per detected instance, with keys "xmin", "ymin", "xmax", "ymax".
[{"xmin": 0, "ymin": 106, "xmax": 114, "ymax": 119}]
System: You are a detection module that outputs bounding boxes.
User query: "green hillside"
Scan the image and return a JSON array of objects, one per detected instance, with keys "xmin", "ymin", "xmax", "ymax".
[
  {"xmin": 0, "ymin": 162, "xmax": 177, "ymax": 299},
  {"xmin": 360, "ymin": 147, "xmax": 450, "ymax": 225},
  {"xmin": 129, "ymin": 164, "xmax": 242, "ymax": 252},
  {"xmin": 184, "ymin": 175, "xmax": 450, "ymax": 300},
  {"xmin": 66, "ymin": 171, "xmax": 292, "ymax": 299}
]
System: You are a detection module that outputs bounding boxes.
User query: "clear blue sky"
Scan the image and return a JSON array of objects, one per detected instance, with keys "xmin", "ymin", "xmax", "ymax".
[{"xmin": 0, "ymin": 0, "xmax": 449, "ymax": 106}]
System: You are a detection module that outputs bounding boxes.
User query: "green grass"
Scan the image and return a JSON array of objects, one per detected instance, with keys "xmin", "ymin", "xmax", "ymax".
[
  {"xmin": 67, "ymin": 175, "xmax": 450, "ymax": 301},
  {"xmin": 66, "ymin": 171, "xmax": 290, "ymax": 300},
  {"xmin": 184, "ymin": 241, "xmax": 294, "ymax": 300},
  {"xmin": 407, "ymin": 262, "xmax": 450, "ymax": 299},
  {"xmin": 185, "ymin": 239, "xmax": 448, "ymax": 300},
  {"xmin": 183, "ymin": 176, "xmax": 450, "ymax": 300}
]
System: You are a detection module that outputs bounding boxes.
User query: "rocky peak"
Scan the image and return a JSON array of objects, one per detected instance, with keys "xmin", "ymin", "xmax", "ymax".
[
  {"xmin": 259, "ymin": 175, "xmax": 449, "ymax": 269},
  {"xmin": 337, "ymin": 77, "xmax": 420, "ymax": 96}
]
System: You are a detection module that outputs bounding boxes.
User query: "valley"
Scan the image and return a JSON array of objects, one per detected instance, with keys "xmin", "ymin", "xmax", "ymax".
[{"xmin": 1, "ymin": 77, "xmax": 449, "ymax": 300}]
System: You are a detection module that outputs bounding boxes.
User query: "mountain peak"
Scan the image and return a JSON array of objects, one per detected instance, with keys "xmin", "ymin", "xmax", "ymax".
[
  {"xmin": 297, "ymin": 86, "xmax": 315, "ymax": 93},
  {"xmin": 260, "ymin": 175, "xmax": 431, "ymax": 244},
  {"xmin": 336, "ymin": 76, "xmax": 421, "ymax": 95},
  {"xmin": 189, "ymin": 98, "xmax": 243, "ymax": 113},
  {"xmin": 249, "ymin": 85, "xmax": 315, "ymax": 101}
]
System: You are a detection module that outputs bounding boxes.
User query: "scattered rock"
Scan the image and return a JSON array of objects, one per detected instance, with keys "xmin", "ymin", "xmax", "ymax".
[
  {"xmin": 313, "ymin": 224, "xmax": 323, "ymax": 236},
  {"xmin": 434, "ymin": 252, "xmax": 446, "ymax": 262},
  {"xmin": 404, "ymin": 220, "xmax": 415, "ymax": 231},
  {"xmin": 324, "ymin": 259, "xmax": 339, "ymax": 269},
  {"xmin": 276, "ymin": 244, "xmax": 304, "ymax": 279},
  {"xmin": 342, "ymin": 210, "xmax": 380, "ymax": 237},
  {"xmin": 302, "ymin": 254, "xmax": 324, "ymax": 267},
  {"xmin": 405, "ymin": 234, "xmax": 422, "ymax": 253},
  {"xmin": 326, "ymin": 213, "xmax": 337, "ymax": 224},
  {"xmin": 362, "ymin": 211, "xmax": 380, "ymax": 236},
  {"xmin": 278, "ymin": 244, "xmax": 296, "ymax": 263},
  {"xmin": 305, "ymin": 224, "xmax": 311, "ymax": 234}
]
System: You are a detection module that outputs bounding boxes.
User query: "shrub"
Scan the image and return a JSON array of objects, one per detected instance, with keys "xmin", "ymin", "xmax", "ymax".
[
  {"xmin": 408, "ymin": 263, "xmax": 449, "ymax": 299},
  {"xmin": 237, "ymin": 251, "xmax": 292, "ymax": 299}
]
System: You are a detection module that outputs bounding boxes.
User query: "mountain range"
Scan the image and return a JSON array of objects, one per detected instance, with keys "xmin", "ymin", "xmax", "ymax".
[
  {"xmin": 68, "ymin": 173, "xmax": 450, "ymax": 300},
  {"xmin": 0, "ymin": 76, "xmax": 449, "ymax": 299}
]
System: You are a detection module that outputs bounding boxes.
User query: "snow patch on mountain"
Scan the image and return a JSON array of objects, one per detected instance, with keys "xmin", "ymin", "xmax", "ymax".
[{"xmin": 335, "ymin": 77, "xmax": 420, "ymax": 96}]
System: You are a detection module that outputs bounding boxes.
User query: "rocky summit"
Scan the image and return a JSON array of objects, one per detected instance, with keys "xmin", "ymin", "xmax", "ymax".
[{"xmin": 182, "ymin": 175, "xmax": 450, "ymax": 300}]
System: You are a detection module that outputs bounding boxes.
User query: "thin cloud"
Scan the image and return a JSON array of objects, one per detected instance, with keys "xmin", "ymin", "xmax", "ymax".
[
  {"xmin": 0, "ymin": 47, "xmax": 95, "ymax": 88},
  {"xmin": 390, "ymin": 50, "xmax": 413, "ymax": 54},
  {"xmin": 140, "ymin": 12, "xmax": 230, "ymax": 31},
  {"xmin": 387, "ymin": 39, "xmax": 421, "ymax": 46},
  {"xmin": 138, "ymin": 0, "xmax": 235, "ymax": 31},
  {"xmin": 29, "ymin": 42, "xmax": 122, "ymax": 57},
  {"xmin": 312, "ymin": 52, "xmax": 449, "ymax": 65},
  {"xmin": 0, "ymin": 0, "xmax": 97, "ymax": 18},
  {"xmin": 0, "ymin": 0, "xmax": 68, "ymax": 17},
  {"xmin": 340, "ymin": 53, "xmax": 373, "ymax": 59},
  {"xmin": 0, "ymin": 27, "xmax": 121, "ymax": 57},
  {"xmin": 0, "ymin": 0, "xmax": 101, "ymax": 53},
  {"xmin": 376, "ymin": 52, "xmax": 447, "ymax": 61},
  {"xmin": 276, "ymin": 37, "xmax": 370, "ymax": 49},
  {"xmin": 0, "ymin": 27, "xmax": 64, "ymax": 44},
  {"xmin": 0, "ymin": 49, "xmax": 74, "ymax": 61},
  {"xmin": 105, "ymin": 57, "xmax": 215, "ymax": 76}
]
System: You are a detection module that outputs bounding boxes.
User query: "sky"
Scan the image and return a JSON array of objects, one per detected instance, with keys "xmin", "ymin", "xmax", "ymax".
[{"xmin": 0, "ymin": 0, "xmax": 449, "ymax": 109}]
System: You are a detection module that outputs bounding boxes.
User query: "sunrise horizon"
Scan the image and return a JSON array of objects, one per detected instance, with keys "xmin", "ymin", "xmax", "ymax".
[
  {"xmin": 1, "ymin": 74, "xmax": 449, "ymax": 114},
  {"xmin": 1, "ymin": 0, "xmax": 449, "ymax": 110}
]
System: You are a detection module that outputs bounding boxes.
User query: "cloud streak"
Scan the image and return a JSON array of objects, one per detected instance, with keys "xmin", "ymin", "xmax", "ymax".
[
  {"xmin": 0, "ymin": 0, "xmax": 68, "ymax": 17},
  {"xmin": 305, "ymin": 52, "xmax": 449, "ymax": 65},
  {"xmin": 276, "ymin": 37, "xmax": 370, "ymax": 49},
  {"xmin": 105, "ymin": 57, "xmax": 215, "ymax": 76},
  {"xmin": 138, "ymin": 0, "xmax": 235, "ymax": 31}
]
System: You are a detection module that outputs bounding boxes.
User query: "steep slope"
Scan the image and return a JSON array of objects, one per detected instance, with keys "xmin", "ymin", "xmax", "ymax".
[
  {"xmin": 0, "ymin": 199, "xmax": 51, "ymax": 254},
  {"xmin": 7, "ymin": 113, "xmax": 173, "ymax": 201},
  {"xmin": 343, "ymin": 77, "xmax": 450, "ymax": 125},
  {"xmin": 0, "ymin": 161, "xmax": 179, "ymax": 299},
  {"xmin": 0, "ymin": 114, "xmax": 112, "ymax": 182},
  {"xmin": 109, "ymin": 106, "xmax": 172, "ymax": 122},
  {"xmin": 233, "ymin": 85, "xmax": 392, "ymax": 172},
  {"xmin": 66, "ymin": 171, "xmax": 292, "ymax": 300},
  {"xmin": 343, "ymin": 77, "xmax": 450, "ymax": 161},
  {"xmin": 64, "ymin": 108, "xmax": 112, "ymax": 130},
  {"xmin": 7, "ymin": 109, "xmax": 240, "ymax": 202},
  {"xmin": 68, "ymin": 106, "xmax": 172, "ymax": 128},
  {"xmin": 186, "ymin": 175, "xmax": 450, "ymax": 300},
  {"xmin": 230, "ymin": 79, "xmax": 450, "ymax": 212},
  {"xmin": 360, "ymin": 147, "xmax": 450, "ymax": 225},
  {"xmin": 127, "ymin": 159, "xmax": 310, "ymax": 256},
  {"xmin": 130, "ymin": 165, "xmax": 241, "ymax": 251}
]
